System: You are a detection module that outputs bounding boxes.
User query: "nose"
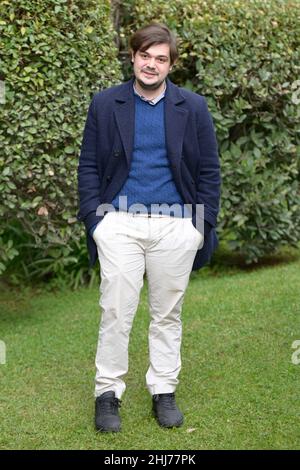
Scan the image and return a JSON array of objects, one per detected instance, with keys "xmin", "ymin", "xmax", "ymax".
[{"xmin": 148, "ymin": 57, "xmax": 156, "ymax": 69}]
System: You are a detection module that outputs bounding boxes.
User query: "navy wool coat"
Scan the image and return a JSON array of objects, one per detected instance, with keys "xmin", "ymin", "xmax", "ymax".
[{"xmin": 77, "ymin": 76, "xmax": 221, "ymax": 271}]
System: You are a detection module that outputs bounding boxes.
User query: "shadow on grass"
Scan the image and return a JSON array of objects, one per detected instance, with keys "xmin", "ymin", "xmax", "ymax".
[
  {"xmin": 209, "ymin": 244, "xmax": 300, "ymax": 275},
  {"xmin": 1, "ymin": 245, "xmax": 300, "ymax": 293}
]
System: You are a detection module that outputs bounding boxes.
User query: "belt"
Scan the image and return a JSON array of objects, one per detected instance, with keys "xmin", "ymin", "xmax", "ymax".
[{"xmin": 131, "ymin": 212, "xmax": 171, "ymax": 218}]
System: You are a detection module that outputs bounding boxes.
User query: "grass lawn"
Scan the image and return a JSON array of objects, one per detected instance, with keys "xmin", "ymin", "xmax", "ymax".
[{"xmin": 0, "ymin": 256, "xmax": 299, "ymax": 450}]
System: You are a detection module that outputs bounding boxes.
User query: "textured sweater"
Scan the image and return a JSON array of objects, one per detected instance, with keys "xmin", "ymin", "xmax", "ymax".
[{"xmin": 111, "ymin": 93, "xmax": 184, "ymax": 215}]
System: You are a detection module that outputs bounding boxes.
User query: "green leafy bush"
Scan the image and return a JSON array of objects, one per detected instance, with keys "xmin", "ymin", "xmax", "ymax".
[
  {"xmin": 1, "ymin": 0, "xmax": 299, "ymax": 289},
  {"xmin": 0, "ymin": 0, "xmax": 122, "ymax": 285},
  {"xmin": 119, "ymin": 0, "xmax": 300, "ymax": 263}
]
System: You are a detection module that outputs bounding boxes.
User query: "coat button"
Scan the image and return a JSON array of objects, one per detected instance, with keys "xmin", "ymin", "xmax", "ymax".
[
  {"xmin": 106, "ymin": 175, "xmax": 112, "ymax": 182},
  {"xmin": 172, "ymin": 164, "xmax": 177, "ymax": 169},
  {"xmin": 114, "ymin": 151, "xmax": 120, "ymax": 158}
]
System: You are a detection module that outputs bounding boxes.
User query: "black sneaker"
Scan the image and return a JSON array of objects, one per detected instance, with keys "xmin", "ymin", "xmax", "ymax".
[
  {"xmin": 152, "ymin": 393, "xmax": 184, "ymax": 428},
  {"xmin": 95, "ymin": 391, "xmax": 121, "ymax": 432}
]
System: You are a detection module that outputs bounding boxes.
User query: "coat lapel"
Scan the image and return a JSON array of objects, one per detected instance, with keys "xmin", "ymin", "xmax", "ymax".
[
  {"xmin": 113, "ymin": 76, "xmax": 188, "ymax": 169},
  {"xmin": 164, "ymin": 78, "xmax": 188, "ymax": 168},
  {"xmin": 113, "ymin": 78, "xmax": 136, "ymax": 167}
]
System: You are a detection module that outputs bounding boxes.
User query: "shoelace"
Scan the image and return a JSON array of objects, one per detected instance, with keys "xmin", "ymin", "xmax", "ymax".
[{"xmin": 99, "ymin": 397, "xmax": 122, "ymax": 415}]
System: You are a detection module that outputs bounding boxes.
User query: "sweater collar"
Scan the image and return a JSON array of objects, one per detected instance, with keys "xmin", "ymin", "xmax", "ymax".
[
  {"xmin": 115, "ymin": 76, "xmax": 185, "ymax": 106},
  {"xmin": 133, "ymin": 81, "xmax": 166, "ymax": 105}
]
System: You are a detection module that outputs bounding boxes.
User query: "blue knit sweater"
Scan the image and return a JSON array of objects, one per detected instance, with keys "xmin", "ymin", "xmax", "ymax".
[{"xmin": 112, "ymin": 94, "xmax": 184, "ymax": 211}]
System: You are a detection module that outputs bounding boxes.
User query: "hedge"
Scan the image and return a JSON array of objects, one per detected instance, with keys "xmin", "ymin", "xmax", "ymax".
[
  {"xmin": 0, "ymin": 0, "xmax": 299, "ymax": 287},
  {"xmin": 0, "ymin": 0, "xmax": 122, "ymax": 285},
  {"xmin": 118, "ymin": 0, "xmax": 300, "ymax": 263}
]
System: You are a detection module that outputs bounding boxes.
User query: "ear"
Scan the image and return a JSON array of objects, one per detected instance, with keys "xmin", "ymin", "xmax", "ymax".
[{"xmin": 130, "ymin": 49, "xmax": 135, "ymax": 63}]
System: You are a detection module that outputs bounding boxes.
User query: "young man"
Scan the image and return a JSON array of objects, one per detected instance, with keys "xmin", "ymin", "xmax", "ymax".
[{"xmin": 77, "ymin": 23, "xmax": 221, "ymax": 432}]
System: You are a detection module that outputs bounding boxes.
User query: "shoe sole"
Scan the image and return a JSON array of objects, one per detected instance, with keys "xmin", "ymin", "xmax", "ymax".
[
  {"xmin": 96, "ymin": 426, "xmax": 121, "ymax": 433},
  {"xmin": 152, "ymin": 410, "xmax": 184, "ymax": 428}
]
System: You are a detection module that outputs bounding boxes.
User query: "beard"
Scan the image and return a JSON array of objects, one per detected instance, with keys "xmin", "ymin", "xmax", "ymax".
[{"xmin": 135, "ymin": 74, "xmax": 165, "ymax": 91}]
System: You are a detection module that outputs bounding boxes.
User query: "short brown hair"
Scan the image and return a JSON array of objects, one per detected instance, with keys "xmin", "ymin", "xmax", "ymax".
[{"xmin": 130, "ymin": 23, "xmax": 179, "ymax": 66}]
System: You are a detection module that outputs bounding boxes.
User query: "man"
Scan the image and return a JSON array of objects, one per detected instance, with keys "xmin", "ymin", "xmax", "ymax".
[{"xmin": 77, "ymin": 23, "xmax": 221, "ymax": 432}]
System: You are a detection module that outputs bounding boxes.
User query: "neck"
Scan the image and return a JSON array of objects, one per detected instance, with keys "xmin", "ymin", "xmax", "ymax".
[{"xmin": 134, "ymin": 79, "xmax": 166, "ymax": 100}]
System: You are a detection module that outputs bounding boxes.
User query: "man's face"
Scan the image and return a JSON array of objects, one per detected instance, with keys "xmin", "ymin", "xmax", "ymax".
[{"xmin": 131, "ymin": 43, "xmax": 172, "ymax": 91}]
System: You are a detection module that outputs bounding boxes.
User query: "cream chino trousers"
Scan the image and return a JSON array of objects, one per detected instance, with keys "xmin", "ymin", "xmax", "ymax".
[{"xmin": 92, "ymin": 211, "xmax": 203, "ymax": 399}]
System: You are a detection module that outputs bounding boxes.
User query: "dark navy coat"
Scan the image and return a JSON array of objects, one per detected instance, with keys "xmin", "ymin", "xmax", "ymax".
[{"xmin": 77, "ymin": 76, "xmax": 221, "ymax": 270}]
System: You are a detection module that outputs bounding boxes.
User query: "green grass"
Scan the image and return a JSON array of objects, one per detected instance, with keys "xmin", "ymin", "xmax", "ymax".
[{"xmin": 0, "ymin": 256, "xmax": 300, "ymax": 449}]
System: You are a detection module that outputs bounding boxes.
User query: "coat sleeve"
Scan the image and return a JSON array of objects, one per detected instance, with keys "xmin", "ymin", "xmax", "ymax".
[
  {"xmin": 77, "ymin": 95, "xmax": 104, "ymax": 232},
  {"xmin": 195, "ymin": 97, "xmax": 221, "ymax": 232}
]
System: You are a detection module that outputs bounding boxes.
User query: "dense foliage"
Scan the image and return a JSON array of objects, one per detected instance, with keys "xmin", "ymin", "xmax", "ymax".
[
  {"xmin": 0, "ymin": 0, "xmax": 299, "ymax": 287},
  {"xmin": 0, "ymin": 0, "xmax": 122, "ymax": 286},
  {"xmin": 119, "ymin": 0, "xmax": 300, "ymax": 263}
]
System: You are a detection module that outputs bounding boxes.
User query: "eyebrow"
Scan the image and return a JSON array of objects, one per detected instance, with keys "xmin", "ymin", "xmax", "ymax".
[{"xmin": 140, "ymin": 52, "xmax": 169, "ymax": 59}]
